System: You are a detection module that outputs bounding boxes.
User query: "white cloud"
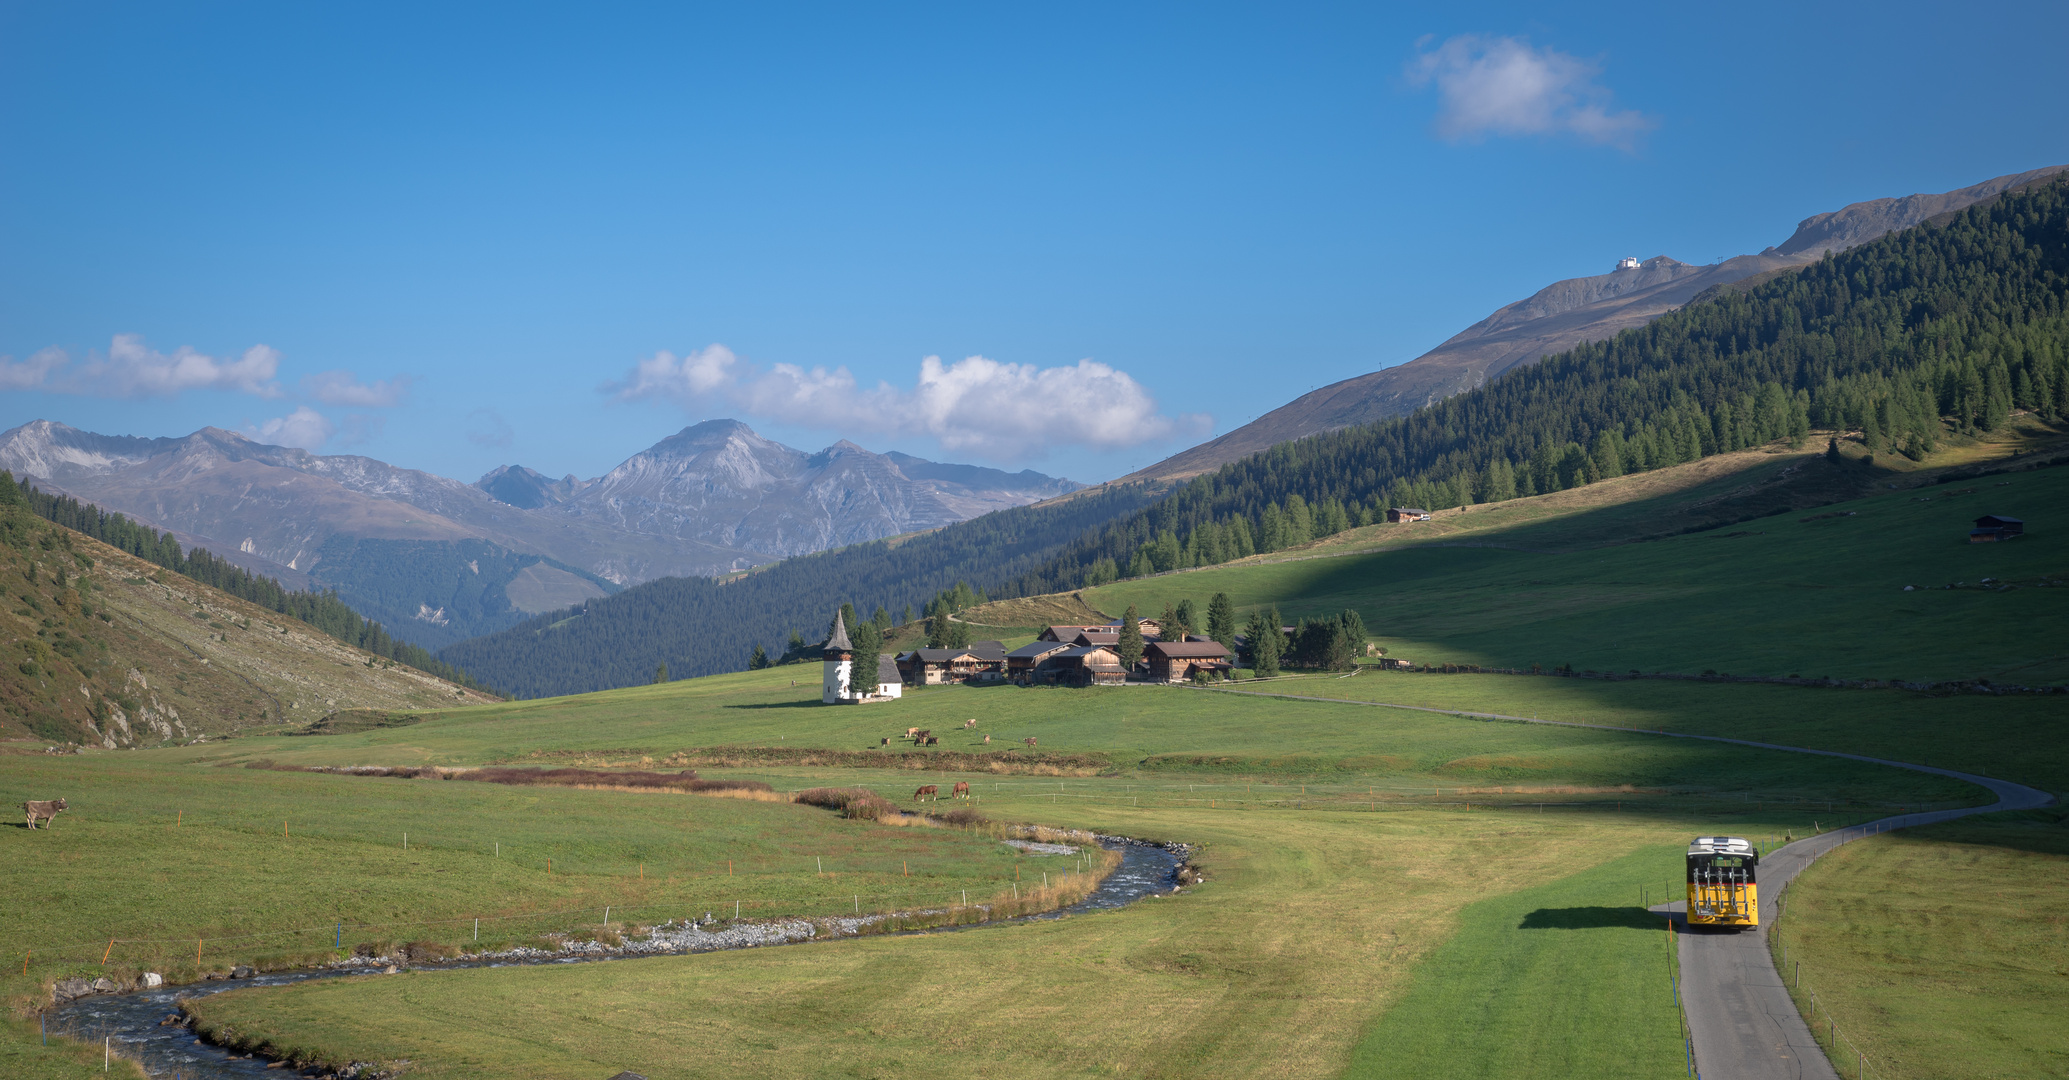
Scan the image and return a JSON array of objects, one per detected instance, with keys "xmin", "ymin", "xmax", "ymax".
[
  {"xmin": 245, "ymin": 407, "xmax": 337, "ymax": 452},
  {"xmin": 1406, "ymin": 35, "xmax": 1655, "ymax": 150},
  {"xmin": 606, "ymin": 346, "xmax": 1206, "ymax": 460},
  {"xmin": 0, "ymin": 347, "xmax": 69, "ymax": 391},
  {"xmin": 0, "ymin": 334, "xmax": 285, "ymax": 398},
  {"xmin": 303, "ymin": 370, "xmax": 413, "ymax": 407}
]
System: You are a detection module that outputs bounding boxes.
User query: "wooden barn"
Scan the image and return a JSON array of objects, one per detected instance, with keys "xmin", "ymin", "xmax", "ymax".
[
  {"xmin": 1144, "ymin": 640, "xmax": 1233, "ymax": 683},
  {"xmin": 897, "ymin": 642, "xmax": 1008, "ymax": 685},
  {"xmin": 1387, "ymin": 507, "xmax": 1432, "ymax": 523},
  {"xmin": 1046, "ymin": 645, "xmax": 1128, "ymax": 686},
  {"xmin": 1970, "ymin": 515, "xmax": 2025, "ymax": 542},
  {"xmin": 1007, "ymin": 641, "xmax": 1073, "ymax": 684}
]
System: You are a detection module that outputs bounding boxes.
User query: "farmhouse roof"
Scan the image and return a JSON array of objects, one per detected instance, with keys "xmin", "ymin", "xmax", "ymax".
[
  {"xmin": 1056, "ymin": 646, "xmax": 1125, "ymax": 670},
  {"xmin": 1974, "ymin": 515, "xmax": 2024, "ymax": 527},
  {"xmin": 1145, "ymin": 640, "xmax": 1231, "ymax": 659},
  {"xmin": 1009, "ymin": 641, "xmax": 1071, "ymax": 659},
  {"xmin": 876, "ymin": 656, "xmax": 900, "ymax": 683},
  {"xmin": 1392, "ymin": 507, "xmax": 1429, "ymax": 515},
  {"xmin": 972, "ymin": 641, "xmax": 1007, "ymax": 659}
]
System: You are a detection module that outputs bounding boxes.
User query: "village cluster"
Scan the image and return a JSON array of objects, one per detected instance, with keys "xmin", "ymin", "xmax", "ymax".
[{"xmin": 818, "ymin": 612, "xmax": 1241, "ymax": 705}]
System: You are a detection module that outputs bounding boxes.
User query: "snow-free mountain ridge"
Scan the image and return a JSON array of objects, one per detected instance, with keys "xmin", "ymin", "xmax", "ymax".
[{"xmin": 1127, "ymin": 163, "xmax": 2069, "ymax": 481}]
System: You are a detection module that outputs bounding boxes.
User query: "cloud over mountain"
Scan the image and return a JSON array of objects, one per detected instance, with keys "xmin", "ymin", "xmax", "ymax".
[
  {"xmin": 0, "ymin": 334, "xmax": 285, "ymax": 398},
  {"xmin": 1406, "ymin": 34, "xmax": 1655, "ymax": 150},
  {"xmin": 607, "ymin": 346, "xmax": 1206, "ymax": 460}
]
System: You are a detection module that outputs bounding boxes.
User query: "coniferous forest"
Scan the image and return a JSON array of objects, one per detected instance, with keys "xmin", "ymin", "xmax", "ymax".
[
  {"xmin": 442, "ymin": 177, "xmax": 2067, "ymax": 698},
  {"xmin": 7, "ymin": 474, "xmax": 490, "ymax": 691},
  {"xmin": 1010, "ymin": 176, "xmax": 2069, "ymax": 590}
]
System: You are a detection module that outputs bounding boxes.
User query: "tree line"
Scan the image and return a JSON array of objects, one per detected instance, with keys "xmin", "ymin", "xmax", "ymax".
[
  {"xmin": 1009, "ymin": 176, "xmax": 2069, "ymax": 589},
  {"xmin": 5, "ymin": 472, "xmax": 491, "ymax": 691}
]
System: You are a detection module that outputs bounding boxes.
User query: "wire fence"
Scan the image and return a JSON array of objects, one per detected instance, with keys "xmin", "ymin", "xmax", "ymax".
[{"xmin": 1769, "ymin": 878, "xmax": 1889, "ymax": 1080}]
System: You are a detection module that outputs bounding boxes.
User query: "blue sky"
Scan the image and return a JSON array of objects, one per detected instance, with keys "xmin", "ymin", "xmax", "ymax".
[{"xmin": 4, "ymin": 2, "xmax": 2066, "ymax": 484}]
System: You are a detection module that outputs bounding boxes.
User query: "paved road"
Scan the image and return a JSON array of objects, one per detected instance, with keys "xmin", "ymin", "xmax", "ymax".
[{"xmin": 1196, "ymin": 685, "xmax": 2059, "ymax": 1079}]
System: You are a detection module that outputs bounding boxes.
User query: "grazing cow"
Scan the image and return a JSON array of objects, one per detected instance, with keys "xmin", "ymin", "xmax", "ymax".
[
  {"xmin": 880, "ymin": 737, "xmax": 890, "ymax": 746},
  {"xmin": 912, "ymin": 729, "xmax": 931, "ymax": 743},
  {"xmin": 983, "ymin": 734, "xmax": 990, "ymax": 744},
  {"xmin": 1023, "ymin": 737, "xmax": 1038, "ymax": 749},
  {"xmin": 913, "ymin": 785, "xmax": 939, "ymax": 802},
  {"xmin": 963, "ymin": 718, "xmax": 976, "ymax": 729},
  {"xmin": 22, "ymin": 798, "xmax": 66, "ymax": 829},
  {"xmin": 924, "ymin": 736, "xmax": 939, "ymax": 746},
  {"xmin": 905, "ymin": 728, "xmax": 921, "ymax": 739},
  {"xmin": 952, "ymin": 781, "xmax": 971, "ymax": 799}
]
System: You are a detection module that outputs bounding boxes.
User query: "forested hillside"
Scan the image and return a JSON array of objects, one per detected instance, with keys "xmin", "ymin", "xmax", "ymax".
[
  {"xmin": 1006, "ymin": 176, "xmax": 2069, "ymax": 592},
  {"xmin": 438, "ymin": 483, "xmax": 1157, "ymax": 696},
  {"xmin": 9, "ymin": 473, "xmax": 490, "ymax": 690}
]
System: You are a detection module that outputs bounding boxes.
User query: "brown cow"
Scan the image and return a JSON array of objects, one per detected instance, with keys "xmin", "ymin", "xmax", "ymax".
[
  {"xmin": 913, "ymin": 785, "xmax": 940, "ymax": 802},
  {"xmin": 924, "ymin": 736, "xmax": 939, "ymax": 746},
  {"xmin": 22, "ymin": 798, "xmax": 66, "ymax": 829},
  {"xmin": 905, "ymin": 728, "xmax": 921, "ymax": 739},
  {"xmin": 963, "ymin": 718, "xmax": 976, "ymax": 729},
  {"xmin": 912, "ymin": 729, "xmax": 931, "ymax": 743},
  {"xmin": 952, "ymin": 781, "xmax": 971, "ymax": 799},
  {"xmin": 1023, "ymin": 736, "xmax": 1038, "ymax": 748},
  {"xmin": 880, "ymin": 737, "xmax": 890, "ymax": 746},
  {"xmin": 983, "ymin": 734, "xmax": 990, "ymax": 744}
]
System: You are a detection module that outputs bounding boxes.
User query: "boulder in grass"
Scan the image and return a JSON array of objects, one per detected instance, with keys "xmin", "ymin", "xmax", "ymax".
[
  {"xmin": 52, "ymin": 977, "xmax": 93, "ymax": 1002},
  {"xmin": 230, "ymin": 965, "xmax": 255, "ymax": 979},
  {"xmin": 91, "ymin": 977, "xmax": 119, "ymax": 993},
  {"xmin": 142, "ymin": 972, "xmax": 164, "ymax": 988}
]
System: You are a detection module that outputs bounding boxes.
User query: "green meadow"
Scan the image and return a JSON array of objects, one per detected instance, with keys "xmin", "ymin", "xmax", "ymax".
[
  {"xmin": 1770, "ymin": 808, "xmax": 2069, "ymax": 1080},
  {"xmin": 1081, "ymin": 457, "xmax": 2068, "ymax": 685}
]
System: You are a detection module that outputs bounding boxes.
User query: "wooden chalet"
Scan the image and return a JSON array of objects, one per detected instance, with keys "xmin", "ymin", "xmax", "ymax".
[
  {"xmin": 1387, "ymin": 507, "xmax": 1432, "ymax": 523},
  {"xmin": 1039, "ymin": 625, "xmax": 1110, "ymax": 643},
  {"xmin": 1970, "ymin": 515, "xmax": 2024, "ymax": 542},
  {"xmin": 1144, "ymin": 639, "xmax": 1233, "ymax": 683},
  {"xmin": 1046, "ymin": 645, "xmax": 1128, "ymax": 686},
  {"xmin": 1007, "ymin": 640, "xmax": 1073, "ymax": 684},
  {"xmin": 897, "ymin": 641, "xmax": 1008, "ymax": 685}
]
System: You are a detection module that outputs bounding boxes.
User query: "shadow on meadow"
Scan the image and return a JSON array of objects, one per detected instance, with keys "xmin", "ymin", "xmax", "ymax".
[{"xmin": 1517, "ymin": 906, "xmax": 1665, "ymax": 931}]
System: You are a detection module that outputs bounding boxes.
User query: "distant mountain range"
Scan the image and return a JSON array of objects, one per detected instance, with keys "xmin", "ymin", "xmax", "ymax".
[
  {"xmin": 1129, "ymin": 163, "xmax": 2069, "ymax": 481},
  {"xmin": 0, "ymin": 418, "xmax": 1080, "ymax": 647}
]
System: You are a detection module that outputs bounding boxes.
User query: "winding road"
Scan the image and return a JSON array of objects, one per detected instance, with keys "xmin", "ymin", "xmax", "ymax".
[{"xmin": 1197, "ymin": 684, "xmax": 2058, "ymax": 1080}]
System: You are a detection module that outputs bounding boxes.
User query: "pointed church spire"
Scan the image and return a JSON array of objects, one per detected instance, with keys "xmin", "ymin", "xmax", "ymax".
[{"xmin": 826, "ymin": 609, "xmax": 852, "ymax": 651}]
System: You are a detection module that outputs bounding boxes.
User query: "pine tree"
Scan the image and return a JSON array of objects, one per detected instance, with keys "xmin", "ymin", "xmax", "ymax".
[
  {"xmin": 654, "ymin": 661, "xmax": 669, "ymax": 684},
  {"xmin": 748, "ymin": 644, "xmax": 769, "ymax": 669},
  {"xmin": 786, "ymin": 629, "xmax": 806, "ymax": 659},
  {"xmin": 1174, "ymin": 598, "xmax": 1199, "ymax": 639},
  {"xmin": 927, "ymin": 611, "xmax": 952, "ymax": 649},
  {"xmin": 1253, "ymin": 607, "xmax": 1283, "ymax": 677},
  {"xmin": 849, "ymin": 623, "xmax": 881, "ymax": 700},
  {"xmin": 946, "ymin": 618, "xmax": 970, "ymax": 650},
  {"xmin": 1159, "ymin": 601, "xmax": 1181, "ymax": 639},
  {"xmin": 1117, "ymin": 605, "xmax": 1144, "ymax": 673},
  {"xmin": 1207, "ymin": 592, "xmax": 1236, "ymax": 650}
]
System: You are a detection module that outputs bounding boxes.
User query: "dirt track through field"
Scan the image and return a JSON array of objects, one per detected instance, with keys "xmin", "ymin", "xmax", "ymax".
[{"xmin": 1196, "ymin": 684, "xmax": 2058, "ymax": 1080}]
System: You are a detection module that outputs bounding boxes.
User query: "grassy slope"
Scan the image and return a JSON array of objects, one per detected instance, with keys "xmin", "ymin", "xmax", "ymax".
[
  {"xmin": 1, "ymin": 503, "xmax": 494, "ymax": 747},
  {"xmin": 1770, "ymin": 809, "xmax": 2069, "ymax": 1080},
  {"xmin": 1080, "ymin": 443, "xmax": 2068, "ymax": 685}
]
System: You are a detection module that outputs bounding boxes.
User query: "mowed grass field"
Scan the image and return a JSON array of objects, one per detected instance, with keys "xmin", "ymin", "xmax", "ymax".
[
  {"xmin": 1769, "ymin": 808, "xmax": 2069, "ymax": 1080},
  {"xmin": 1080, "ymin": 457, "xmax": 2069, "ymax": 685},
  {"xmin": 189, "ymin": 799, "xmax": 1756, "ymax": 1080},
  {"xmin": 0, "ymin": 754, "xmax": 1077, "ymax": 1020}
]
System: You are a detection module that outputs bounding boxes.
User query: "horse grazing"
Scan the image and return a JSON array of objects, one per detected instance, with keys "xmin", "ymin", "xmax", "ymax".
[
  {"xmin": 22, "ymin": 798, "xmax": 66, "ymax": 829},
  {"xmin": 951, "ymin": 781, "xmax": 971, "ymax": 799},
  {"xmin": 913, "ymin": 785, "xmax": 940, "ymax": 802},
  {"xmin": 1023, "ymin": 737, "xmax": 1038, "ymax": 749}
]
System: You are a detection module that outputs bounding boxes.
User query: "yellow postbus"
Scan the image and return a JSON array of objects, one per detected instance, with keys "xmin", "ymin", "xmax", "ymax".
[{"xmin": 1686, "ymin": 836, "xmax": 1758, "ymax": 930}]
